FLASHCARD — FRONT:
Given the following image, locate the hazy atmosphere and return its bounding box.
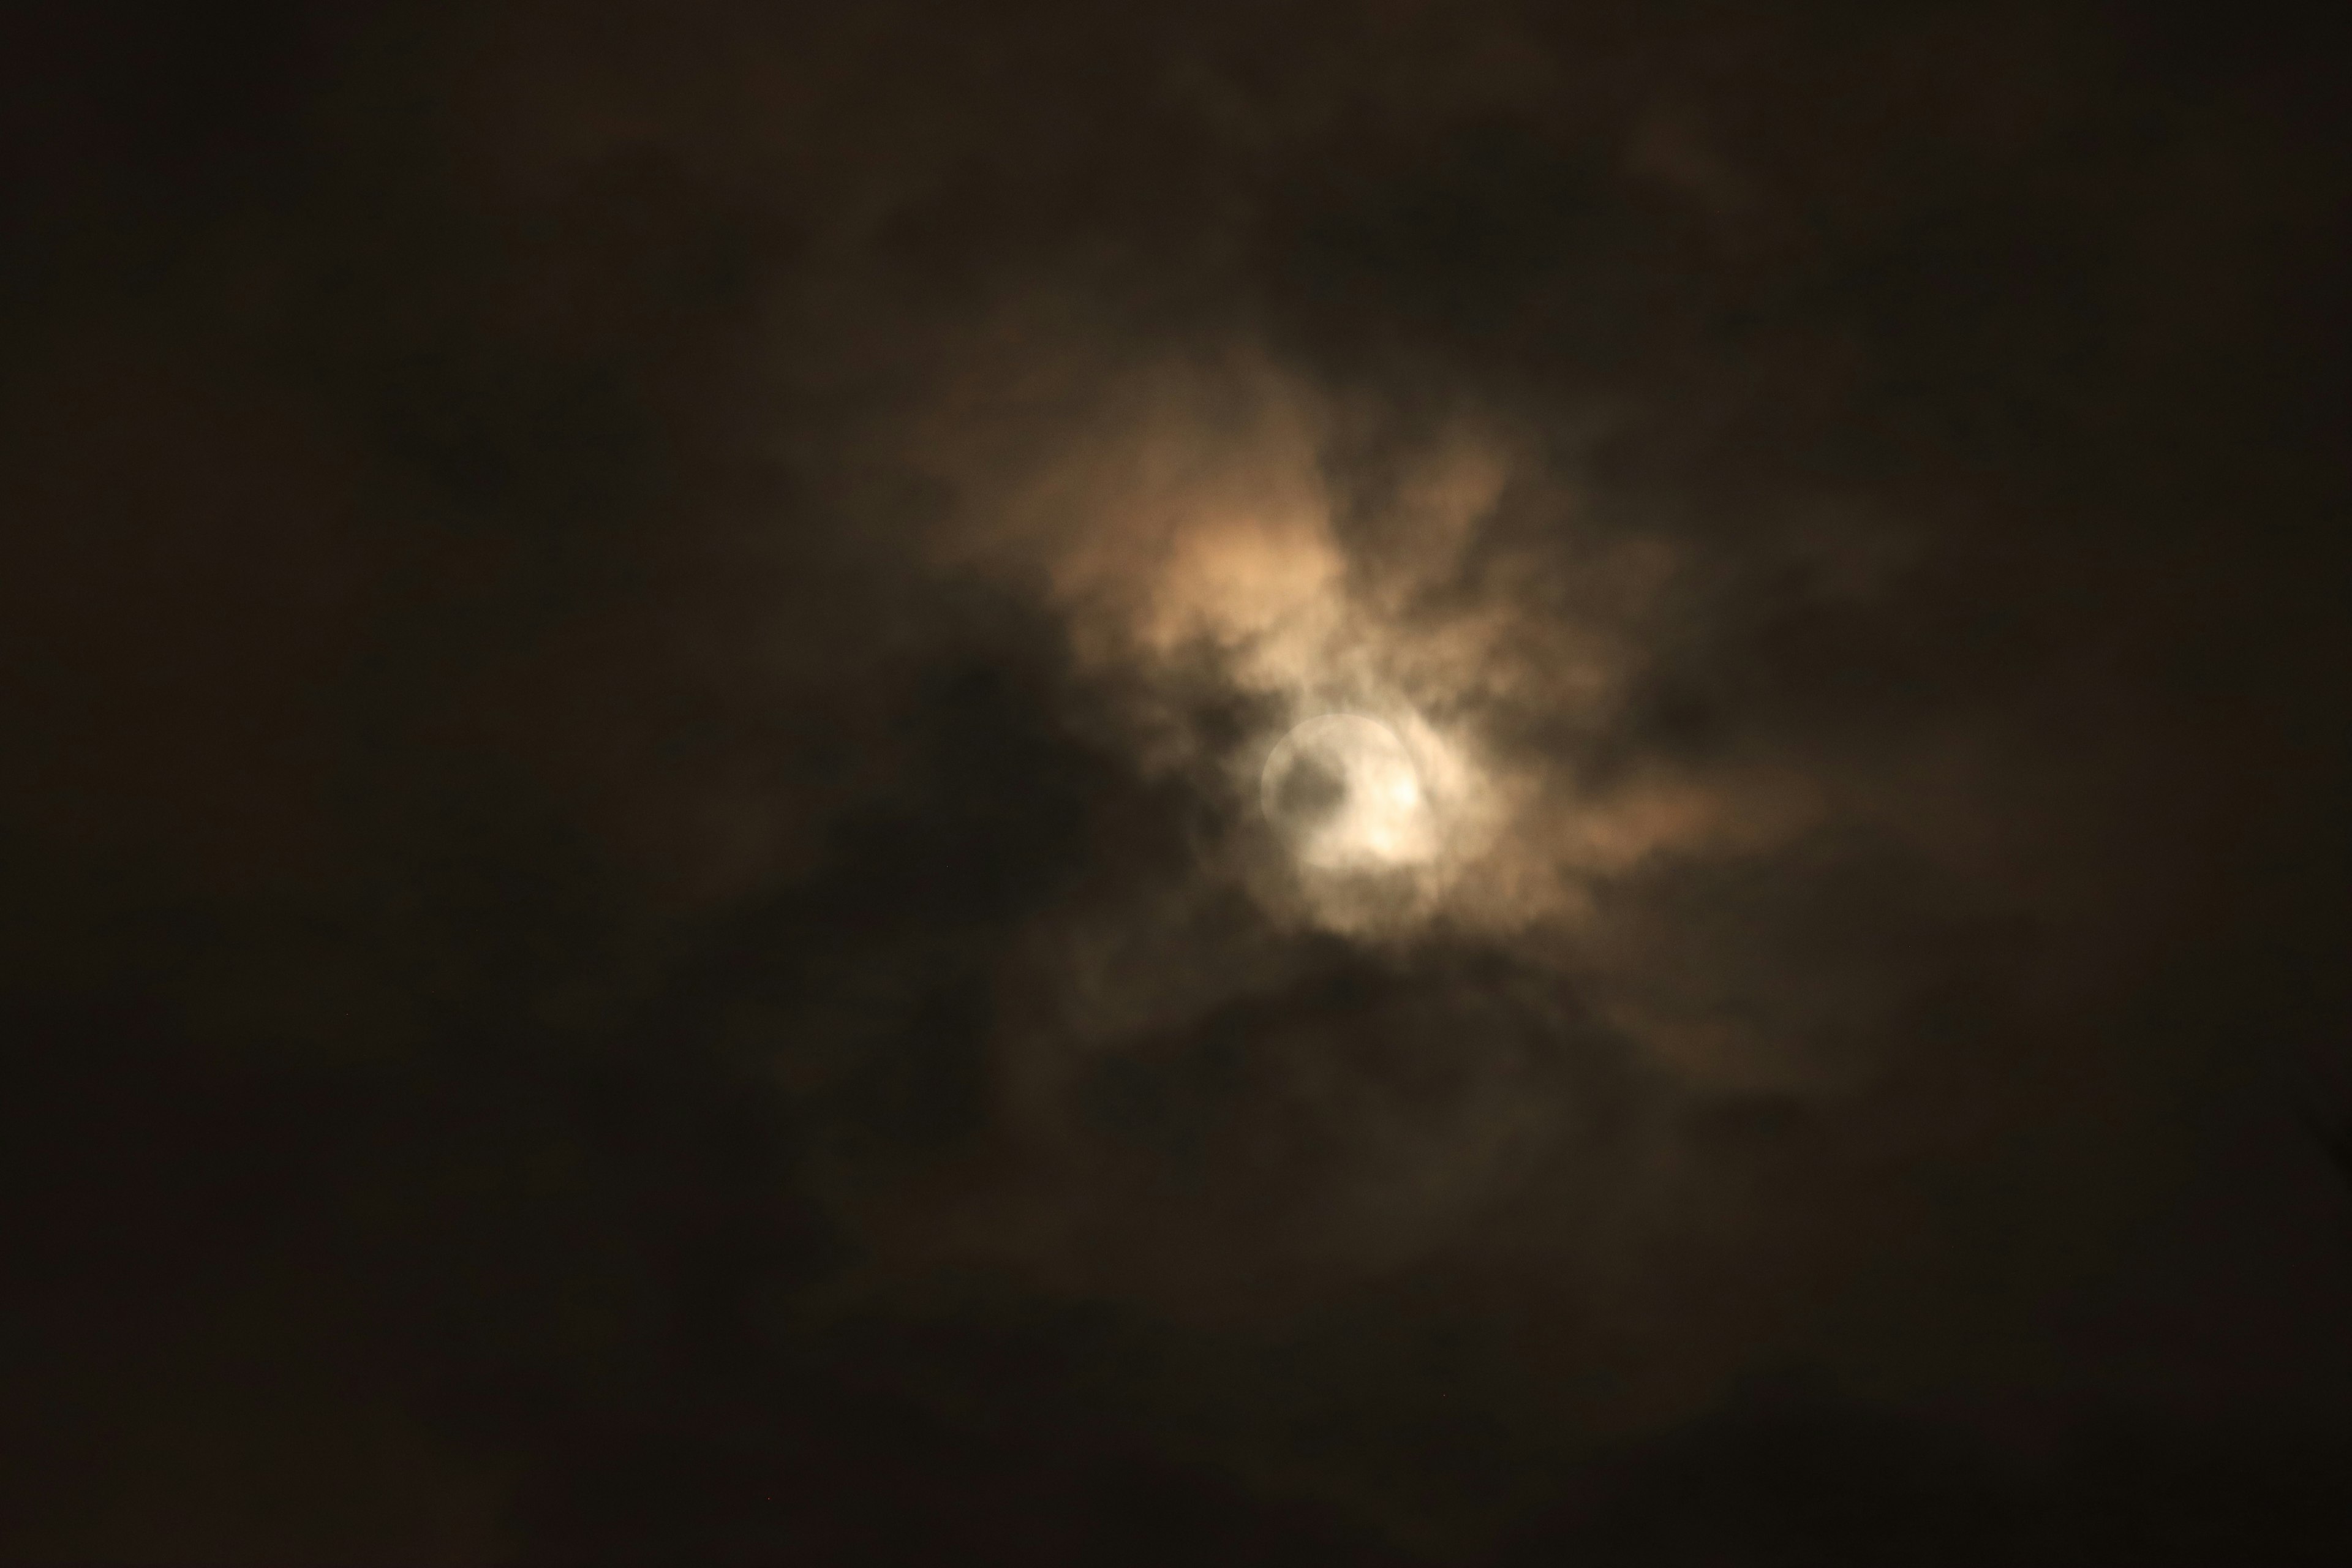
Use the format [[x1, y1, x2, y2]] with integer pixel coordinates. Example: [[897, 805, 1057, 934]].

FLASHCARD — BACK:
[[4, 3, 2348, 1561]]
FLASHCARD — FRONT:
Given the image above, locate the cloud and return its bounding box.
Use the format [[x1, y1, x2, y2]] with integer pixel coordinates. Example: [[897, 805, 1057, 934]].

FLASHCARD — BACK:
[[4, 1, 2348, 1560]]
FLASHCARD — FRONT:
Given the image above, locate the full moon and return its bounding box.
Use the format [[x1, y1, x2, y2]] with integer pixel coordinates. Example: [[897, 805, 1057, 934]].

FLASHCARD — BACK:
[[1261, 714, 1438, 870]]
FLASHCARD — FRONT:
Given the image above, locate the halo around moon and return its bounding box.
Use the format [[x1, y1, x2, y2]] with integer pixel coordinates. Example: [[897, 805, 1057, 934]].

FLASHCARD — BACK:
[[1261, 714, 1438, 870]]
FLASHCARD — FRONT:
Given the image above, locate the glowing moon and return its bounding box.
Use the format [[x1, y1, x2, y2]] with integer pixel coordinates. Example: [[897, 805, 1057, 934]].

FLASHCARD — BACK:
[[1261, 714, 1438, 870]]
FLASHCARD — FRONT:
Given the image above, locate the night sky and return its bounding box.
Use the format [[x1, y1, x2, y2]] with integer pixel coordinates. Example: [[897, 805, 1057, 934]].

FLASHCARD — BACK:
[[4, 3, 2350, 1562]]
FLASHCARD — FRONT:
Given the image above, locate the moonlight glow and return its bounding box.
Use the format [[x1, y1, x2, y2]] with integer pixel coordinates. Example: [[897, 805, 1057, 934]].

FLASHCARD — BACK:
[[1261, 714, 1439, 870]]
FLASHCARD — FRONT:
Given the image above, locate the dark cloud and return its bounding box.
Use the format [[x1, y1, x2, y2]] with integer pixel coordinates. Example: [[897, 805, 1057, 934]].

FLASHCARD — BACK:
[[3, 1, 2349, 1561]]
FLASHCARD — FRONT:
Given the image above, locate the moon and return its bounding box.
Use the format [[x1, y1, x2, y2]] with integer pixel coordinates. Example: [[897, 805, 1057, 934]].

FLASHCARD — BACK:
[[1261, 714, 1438, 870]]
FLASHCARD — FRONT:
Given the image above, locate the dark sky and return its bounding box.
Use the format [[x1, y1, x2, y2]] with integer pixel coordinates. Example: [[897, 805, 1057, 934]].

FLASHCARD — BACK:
[[4, 2, 2349, 1562]]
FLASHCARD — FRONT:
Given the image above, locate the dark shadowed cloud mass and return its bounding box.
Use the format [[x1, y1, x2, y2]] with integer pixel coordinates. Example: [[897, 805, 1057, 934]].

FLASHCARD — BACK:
[[3, 2, 2349, 1562]]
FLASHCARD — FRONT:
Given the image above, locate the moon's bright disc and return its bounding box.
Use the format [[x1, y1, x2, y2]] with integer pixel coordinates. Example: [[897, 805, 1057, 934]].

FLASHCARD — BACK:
[[1261, 714, 1436, 870]]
